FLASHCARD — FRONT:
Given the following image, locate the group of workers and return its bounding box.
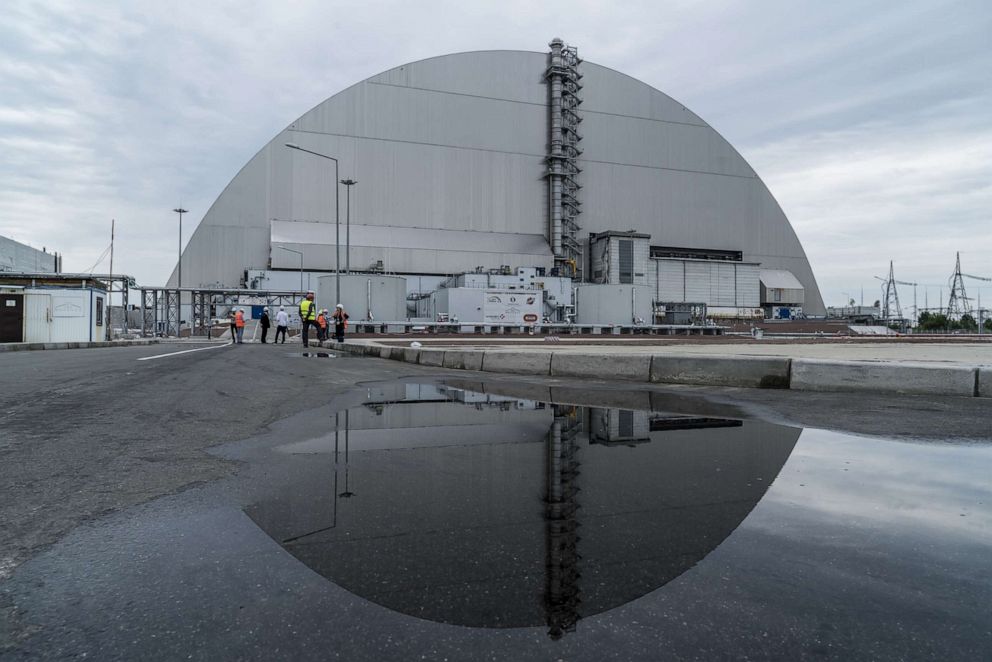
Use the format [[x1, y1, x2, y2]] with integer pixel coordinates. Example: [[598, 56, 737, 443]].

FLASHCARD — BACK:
[[226, 291, 348, 347], [298, 291, 348, 347]]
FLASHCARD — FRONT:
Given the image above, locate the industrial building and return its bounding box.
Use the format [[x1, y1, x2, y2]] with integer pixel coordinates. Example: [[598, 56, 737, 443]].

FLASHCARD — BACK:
[[1, 235, 61, 274], [168, 40, 824, 326]]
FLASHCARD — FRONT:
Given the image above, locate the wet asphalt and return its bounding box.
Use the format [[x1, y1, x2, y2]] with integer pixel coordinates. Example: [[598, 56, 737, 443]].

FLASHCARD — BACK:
[[1, 341, 990, 660]]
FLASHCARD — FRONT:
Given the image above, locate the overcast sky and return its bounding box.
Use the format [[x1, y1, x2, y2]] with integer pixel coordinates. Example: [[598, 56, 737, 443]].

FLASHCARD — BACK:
[[1, 0, 989, 309]]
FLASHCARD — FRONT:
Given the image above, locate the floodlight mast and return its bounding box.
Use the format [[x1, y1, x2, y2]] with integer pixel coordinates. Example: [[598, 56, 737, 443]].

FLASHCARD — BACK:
[[285, 142, 341, 304]]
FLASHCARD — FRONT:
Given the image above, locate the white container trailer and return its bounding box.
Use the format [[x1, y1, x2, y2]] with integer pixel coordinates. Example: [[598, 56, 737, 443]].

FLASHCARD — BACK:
[[431, 287, 542, 324], [17, 287, 107, 343], [316, 274, 407, 321], [575, 285, 652, 325]]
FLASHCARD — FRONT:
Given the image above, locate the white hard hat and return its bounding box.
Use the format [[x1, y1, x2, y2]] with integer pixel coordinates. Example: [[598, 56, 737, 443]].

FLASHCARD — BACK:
[[279, 306, 284, 311], [336, 303, 343, 309]]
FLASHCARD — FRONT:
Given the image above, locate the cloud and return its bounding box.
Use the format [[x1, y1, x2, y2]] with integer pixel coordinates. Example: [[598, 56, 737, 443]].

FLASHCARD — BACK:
[[758, 428, 992, 542]]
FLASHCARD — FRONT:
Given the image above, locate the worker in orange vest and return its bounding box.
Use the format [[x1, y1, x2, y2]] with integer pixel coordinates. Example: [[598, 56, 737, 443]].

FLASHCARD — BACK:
[[316, 309, 328, 342], [234, 308, 246, 344]]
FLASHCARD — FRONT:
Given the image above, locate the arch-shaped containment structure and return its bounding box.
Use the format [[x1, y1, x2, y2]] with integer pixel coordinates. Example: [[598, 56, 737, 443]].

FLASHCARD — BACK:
[[171, 49, 824, 314]]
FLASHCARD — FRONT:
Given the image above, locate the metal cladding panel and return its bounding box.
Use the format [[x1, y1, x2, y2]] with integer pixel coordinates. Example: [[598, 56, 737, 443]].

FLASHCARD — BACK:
[[368, 51, 549, 105], [736, 264, 760, 307], [581, 113, 753, 178], [684, 262, 711, 302], [713, 263, 737, 307], [656, 260, 685, 302], [173, 51, 824, 315]]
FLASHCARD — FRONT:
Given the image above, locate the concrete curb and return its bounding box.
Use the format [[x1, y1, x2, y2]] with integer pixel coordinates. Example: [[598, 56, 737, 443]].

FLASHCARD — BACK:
[[442, 350, 484, 371], [481, 351, 553, 376], [650, 355, 791, 389], [550, 352, 650, 381], [0, 339, 162, 353], [791, 358, 978, 397], [324, 341, 990, 398]]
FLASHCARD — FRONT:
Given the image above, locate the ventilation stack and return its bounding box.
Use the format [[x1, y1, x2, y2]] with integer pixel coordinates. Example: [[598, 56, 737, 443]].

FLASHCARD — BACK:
[[546, 38, 583, 280]]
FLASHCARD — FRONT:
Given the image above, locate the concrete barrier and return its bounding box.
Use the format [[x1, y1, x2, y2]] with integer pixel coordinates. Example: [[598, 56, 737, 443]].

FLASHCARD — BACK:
[[550, 352, 650, 381], [791, 359, 977, 397], [979, 367, 992, 398], [0, 339, 162, 353], [481, 351, 552, 376], [650, 355, 791, 388], [418, 349, 446, 367], [442, 350, 485, 371], [401, 347, 421, 363]]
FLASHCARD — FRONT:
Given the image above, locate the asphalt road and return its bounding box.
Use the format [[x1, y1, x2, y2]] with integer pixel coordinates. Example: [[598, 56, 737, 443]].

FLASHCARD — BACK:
[[1, 342, 989, 660]]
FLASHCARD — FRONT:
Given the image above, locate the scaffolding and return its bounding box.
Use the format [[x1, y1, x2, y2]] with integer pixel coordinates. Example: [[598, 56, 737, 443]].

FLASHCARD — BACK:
[[546, 38, 583, 280], [139, 287, 304, 337]]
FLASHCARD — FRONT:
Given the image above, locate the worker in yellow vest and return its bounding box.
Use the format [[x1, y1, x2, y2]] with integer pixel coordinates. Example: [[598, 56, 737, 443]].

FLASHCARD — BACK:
[[299, 291, 317, 347]]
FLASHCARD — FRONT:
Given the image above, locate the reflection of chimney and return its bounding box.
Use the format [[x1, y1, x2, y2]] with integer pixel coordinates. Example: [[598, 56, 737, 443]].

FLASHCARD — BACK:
[[544, 405, 582, 639]]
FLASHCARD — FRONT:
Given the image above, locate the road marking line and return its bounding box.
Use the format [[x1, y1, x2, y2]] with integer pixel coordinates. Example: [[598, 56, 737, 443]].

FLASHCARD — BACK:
[[137, 343, 232, 361]]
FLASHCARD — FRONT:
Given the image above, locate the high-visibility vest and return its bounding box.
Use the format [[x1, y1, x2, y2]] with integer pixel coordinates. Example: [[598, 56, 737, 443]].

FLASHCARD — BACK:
[[317, 313, 327, 329], [299, 299, 316, 321], [235, 311, 245, 327]]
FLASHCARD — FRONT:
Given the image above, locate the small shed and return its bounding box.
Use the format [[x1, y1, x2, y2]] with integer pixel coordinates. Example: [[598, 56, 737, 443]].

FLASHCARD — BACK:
[[759, 269, 805, 306], [0, 274, 108, 343]]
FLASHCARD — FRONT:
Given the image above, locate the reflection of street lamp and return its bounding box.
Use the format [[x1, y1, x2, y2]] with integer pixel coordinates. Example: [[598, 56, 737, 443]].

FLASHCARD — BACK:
[[340, 179, 357, 273], [277, 246, 304, 293], [285, 142, 340, 304], [339, 410, 356, 497]]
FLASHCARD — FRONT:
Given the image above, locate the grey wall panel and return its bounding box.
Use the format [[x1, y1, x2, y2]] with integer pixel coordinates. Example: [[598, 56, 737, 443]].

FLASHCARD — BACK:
[[1, 235, 57, 273], [657, 260, 685, 302], [580, 113, 753, 178], [368, 51, 549, 105], [736, 264, 760, 307], [714, 263, 737, 307]]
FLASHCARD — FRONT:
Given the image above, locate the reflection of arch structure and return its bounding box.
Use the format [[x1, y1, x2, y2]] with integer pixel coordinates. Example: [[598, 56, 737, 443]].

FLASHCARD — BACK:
[[246, 384, 800, 637]]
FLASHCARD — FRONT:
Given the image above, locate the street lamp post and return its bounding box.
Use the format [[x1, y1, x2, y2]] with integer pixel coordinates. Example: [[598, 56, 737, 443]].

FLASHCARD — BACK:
[[173, 208, 188, 288], [285, 142, 340, 304], [277, 246, 304, 293], [340, 179, 357, 273], [173, 207, 188, 337]]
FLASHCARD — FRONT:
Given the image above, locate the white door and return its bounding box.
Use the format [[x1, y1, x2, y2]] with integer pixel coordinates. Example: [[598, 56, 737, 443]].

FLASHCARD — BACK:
[[24, 293, 51, 342]]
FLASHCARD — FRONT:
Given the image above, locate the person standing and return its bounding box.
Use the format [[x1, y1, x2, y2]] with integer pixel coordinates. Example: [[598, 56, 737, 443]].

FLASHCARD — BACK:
[[332, 303, 349, 342], [275, 306, 289, 343], [260, 308, 271, 343], [235, 308, 246, 344], [228, 310, 237, 343], [316, 309, 328, 342], [299, 291, 317, 347]]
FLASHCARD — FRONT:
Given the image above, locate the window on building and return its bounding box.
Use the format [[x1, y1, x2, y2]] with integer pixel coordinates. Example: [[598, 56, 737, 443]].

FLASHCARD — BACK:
[[618, 240, 633, 284], [96, 297, 104, 326]]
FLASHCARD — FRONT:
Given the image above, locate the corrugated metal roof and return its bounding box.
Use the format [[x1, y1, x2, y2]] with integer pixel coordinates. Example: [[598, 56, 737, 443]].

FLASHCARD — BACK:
[[271, 220, 552, 256], [759, 269, 804, 290]]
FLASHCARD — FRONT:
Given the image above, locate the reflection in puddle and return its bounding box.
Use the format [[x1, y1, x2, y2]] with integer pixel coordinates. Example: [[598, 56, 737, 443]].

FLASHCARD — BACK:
[[247, 384, 800, 638]]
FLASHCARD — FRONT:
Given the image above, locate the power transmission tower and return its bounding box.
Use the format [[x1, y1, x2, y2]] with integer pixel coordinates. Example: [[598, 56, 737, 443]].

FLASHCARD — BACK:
[[947, 252, 971, 319], [874, 261, 902, 321]]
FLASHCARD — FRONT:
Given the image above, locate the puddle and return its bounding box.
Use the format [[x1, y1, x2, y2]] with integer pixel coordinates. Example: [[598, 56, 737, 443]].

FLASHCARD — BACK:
[[247, 383, 801, 637], [297, 352, 336, 358]]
